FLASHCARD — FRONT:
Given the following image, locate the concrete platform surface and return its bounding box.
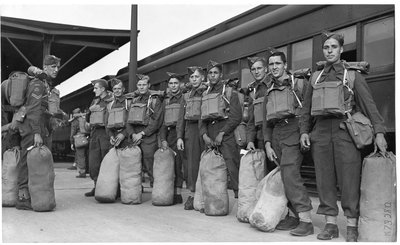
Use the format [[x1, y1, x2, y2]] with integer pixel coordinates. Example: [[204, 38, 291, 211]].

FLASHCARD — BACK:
[[2, 162, 347, 242]]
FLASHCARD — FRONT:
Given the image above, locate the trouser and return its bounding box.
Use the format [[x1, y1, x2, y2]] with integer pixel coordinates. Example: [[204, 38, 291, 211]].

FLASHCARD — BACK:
[[271, 117, 312, 213], [75, 145, 88, 174], [17, 132, 49, 190], [132, 126, 158, 185], [88, 127, 111, 182], [255, 127, 275, 176], [206, 120, 240, 191], [2, 130, 21, 157], [311, 117, 361, 218], [166, 126, 184, 188], [184, 121, 204, 192]]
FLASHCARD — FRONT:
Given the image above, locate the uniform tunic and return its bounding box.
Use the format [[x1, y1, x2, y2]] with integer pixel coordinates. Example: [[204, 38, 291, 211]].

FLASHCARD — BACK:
[[127, 91, 163, 185], [263, 74, 312, 214], [160, 91, 185, 189], [176, 85, 206, 192], [17, 78, 51, 190], [70, 116, 88, 174], [300, 62, 385, 218], [199, 81, 242, 191], [87, 93, 113, 182]]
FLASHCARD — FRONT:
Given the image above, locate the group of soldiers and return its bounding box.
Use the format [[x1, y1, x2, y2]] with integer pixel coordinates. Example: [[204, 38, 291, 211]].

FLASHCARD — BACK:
[[5, 31, 388, 242]]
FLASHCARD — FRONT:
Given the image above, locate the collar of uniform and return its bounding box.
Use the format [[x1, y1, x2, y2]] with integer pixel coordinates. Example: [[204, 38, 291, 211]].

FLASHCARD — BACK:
[[271, 73, 291, 87], [208, 80, 223, 93], [168, 90, 182, 99], [254, 75, 270, 89], [114, 94, 126, 103], [322, 62, 345, 80]]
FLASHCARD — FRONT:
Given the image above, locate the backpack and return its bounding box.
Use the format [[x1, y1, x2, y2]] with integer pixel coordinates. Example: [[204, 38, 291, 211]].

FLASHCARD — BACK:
[[3, 71, 31, 107]]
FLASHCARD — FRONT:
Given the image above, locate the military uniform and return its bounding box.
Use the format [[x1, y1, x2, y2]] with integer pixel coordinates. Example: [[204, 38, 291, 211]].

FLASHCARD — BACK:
[[300, 62, 385, 219], [176, 85, 206, 193], [70, 114, 89, 176], [87, 92, 113, 183], [105, 94, 131, 149], [127, 91, 163, 185], [199, 81, 242, 192], [263, 73, 312, 218], [160, 91, 185, 193]]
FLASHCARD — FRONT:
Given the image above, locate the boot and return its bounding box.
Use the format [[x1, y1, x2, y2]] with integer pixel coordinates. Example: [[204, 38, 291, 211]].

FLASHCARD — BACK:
[[289, 221, 314, 236], [184, 196, 194, 210], [173, 194, 183, 204], [317, 223, 339, 240], [16, 189, 32, 211], [346, 226, 358, 242], [84, 188, 95, 197], [276, 214, 300, 230]]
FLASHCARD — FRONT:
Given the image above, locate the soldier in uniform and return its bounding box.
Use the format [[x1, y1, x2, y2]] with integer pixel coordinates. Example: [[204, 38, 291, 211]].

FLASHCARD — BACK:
[[127, 75, 163, 188], [262, 51, 314, 236], [15, 54, 60, 210], [300, 32, 387, 242], [70, 108, 89, 178], [199, 60, 242, 198], [176, 66, 207, 210], [160, 72, 186, 204], [85, 79, 113, 197]]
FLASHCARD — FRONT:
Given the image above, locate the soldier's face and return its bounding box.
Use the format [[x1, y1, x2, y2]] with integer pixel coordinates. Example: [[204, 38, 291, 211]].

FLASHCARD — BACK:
[[323, 38, 343, 64], [43, 62, 60, 79], [268, 56, 287, 79], [112, 82, 125, 97], [189, 70, 204, 88], [93, 83, 104, 97], [137, 80, 149, 94], [208, 67, 222, 85], [250, 61, 268, 81], [168, 78, 180, 93]]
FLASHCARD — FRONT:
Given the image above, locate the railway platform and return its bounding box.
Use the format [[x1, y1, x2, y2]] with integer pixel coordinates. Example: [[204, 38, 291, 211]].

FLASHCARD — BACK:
[[2, 161, 347, 242]]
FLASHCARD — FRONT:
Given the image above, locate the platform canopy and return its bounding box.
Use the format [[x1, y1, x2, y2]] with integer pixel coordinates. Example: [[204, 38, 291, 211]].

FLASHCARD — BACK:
[[1, 16, 133, 86]]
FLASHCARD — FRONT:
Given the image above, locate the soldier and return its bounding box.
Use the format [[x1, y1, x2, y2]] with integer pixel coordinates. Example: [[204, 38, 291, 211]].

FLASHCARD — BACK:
[[126, 75, 163, 188], [160, 72, 186, 204], [14, 54, 60, 210], [85, 79, 113, 197], [262, 51, 313, 236], [70, 108, 89, 178], [300, 32, 387, 242], [176, 66, 207, 210], [199, 60, 242, 198]]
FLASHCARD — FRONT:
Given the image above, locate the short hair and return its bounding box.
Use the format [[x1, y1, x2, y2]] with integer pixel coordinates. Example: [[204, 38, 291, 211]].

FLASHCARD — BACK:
[[269, 51, 287, 64], [321, 31, 344, 47], [248, 57, 267, 68], [43, 55, 61, 66], [109, 78, 123, 88], [137, 75, 150, 84], [92, 79, 108, 89], [187, 66, 205, 76], [72, 108, 81, 114]]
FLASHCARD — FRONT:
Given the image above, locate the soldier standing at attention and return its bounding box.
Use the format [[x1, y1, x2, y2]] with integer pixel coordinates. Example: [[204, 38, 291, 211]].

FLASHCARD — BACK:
[[176, 66, 207, 210], [127, 75, 163, 188], [262, 51, 314, 236], [85, 79, 113, 197], [15, 55, 60, 210], [300, 32, 387, 242], [160, 72, 186, 204], [199, 60, 242, 198]]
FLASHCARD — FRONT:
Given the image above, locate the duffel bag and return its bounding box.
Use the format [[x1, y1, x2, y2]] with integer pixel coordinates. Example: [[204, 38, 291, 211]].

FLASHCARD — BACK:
[[27, 145, 56, 212], [193, 155, 205, 212], [95, 148, 119, 203], [359, 150, 396, 242], [2, 147, 20, 207], [118, 146, 142, 204], [237, 150, 265, 223], [152, 148, 175, 206]]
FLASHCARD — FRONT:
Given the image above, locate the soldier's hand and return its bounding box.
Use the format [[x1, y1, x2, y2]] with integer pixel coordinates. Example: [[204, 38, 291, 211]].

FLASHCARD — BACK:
[[110, 136, 116, 146], [265, 142, 277, 162], [214, 132, 225, 146], [71, 144, 75, 151], [161, 140, 168, 150], [246, 142, 256, 151], [177, 138, 184, 151], [114, 133, 125, 147], [34, 133, 43, 147], [203, 134, 214, 148], [131, 133, 143, 144], [375, 133, 387, 153], [300, 133, 310, 150]]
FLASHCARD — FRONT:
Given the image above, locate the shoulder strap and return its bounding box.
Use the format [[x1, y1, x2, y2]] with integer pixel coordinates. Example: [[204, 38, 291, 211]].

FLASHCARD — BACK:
[[107, 100, 114, 111]]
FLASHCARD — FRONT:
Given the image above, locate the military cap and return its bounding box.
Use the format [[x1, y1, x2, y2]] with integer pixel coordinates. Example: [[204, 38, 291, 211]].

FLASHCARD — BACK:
[[91, 79, 108, 89], [43, 55, 61, 66], [247, 56, 267, 68], [109, 78, 123, 88], [321, 31, 344, 47], [266, 47, 280, 55], [136, 74, 150, 81], [187, 66, 205, 75], [166, 72, 185, 81], [207, 60, 222, 72]]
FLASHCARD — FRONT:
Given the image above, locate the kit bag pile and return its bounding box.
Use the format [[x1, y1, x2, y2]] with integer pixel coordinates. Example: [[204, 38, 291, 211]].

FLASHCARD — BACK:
[[152, 147, 175, 206], [249, 167, 288, 231], [27, 146, 56, 211], [95, 148, 120, 203], [237, 150, 265, 223], [118, 146, 142, 204]]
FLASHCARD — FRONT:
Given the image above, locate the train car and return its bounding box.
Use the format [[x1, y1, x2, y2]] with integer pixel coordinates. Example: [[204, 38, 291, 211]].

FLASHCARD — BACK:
[[60, 5, 395, 191]]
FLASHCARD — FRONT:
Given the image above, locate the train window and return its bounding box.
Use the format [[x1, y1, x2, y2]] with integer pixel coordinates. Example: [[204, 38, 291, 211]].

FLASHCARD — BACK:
[[240, 58, 253, 89], [335, 25, 357, 62], [363, 17, 394, 73], [223, 60, 239, 81], [291, 39, 312, 70]]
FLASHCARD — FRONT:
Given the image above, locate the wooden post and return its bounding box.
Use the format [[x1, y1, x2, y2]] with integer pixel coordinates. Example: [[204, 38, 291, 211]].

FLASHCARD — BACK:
[[129, 5, 138, 92]]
